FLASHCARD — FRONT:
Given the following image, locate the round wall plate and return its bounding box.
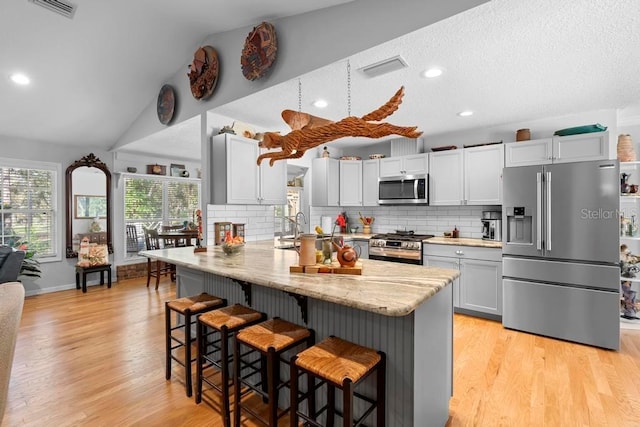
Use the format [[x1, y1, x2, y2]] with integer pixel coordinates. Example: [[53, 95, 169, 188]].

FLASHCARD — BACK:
[[187, 46, 219, 100], [241, 22, 277, 81], [156, 84, 175, 125]]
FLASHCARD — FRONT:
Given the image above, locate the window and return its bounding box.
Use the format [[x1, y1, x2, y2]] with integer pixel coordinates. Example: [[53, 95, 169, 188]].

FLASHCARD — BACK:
[[123, 175, 200, 257], [0, 159, 59, 258]]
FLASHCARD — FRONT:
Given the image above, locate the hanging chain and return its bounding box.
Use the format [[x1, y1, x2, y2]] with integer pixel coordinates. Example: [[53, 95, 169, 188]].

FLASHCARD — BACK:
[[347, 60, 352, 116], [298, 78, 302, 112]]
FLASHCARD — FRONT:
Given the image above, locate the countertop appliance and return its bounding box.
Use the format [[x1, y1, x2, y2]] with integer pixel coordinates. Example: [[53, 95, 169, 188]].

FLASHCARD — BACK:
[[502, 159, 620, 350], [481, 211, 502, 241], [378, 174, 429, 205], [369, 231, 434, 264]]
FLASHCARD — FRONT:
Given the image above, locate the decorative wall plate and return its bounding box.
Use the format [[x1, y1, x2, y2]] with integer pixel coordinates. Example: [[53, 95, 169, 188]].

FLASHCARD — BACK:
[[156, 84, 175, 125], [187, 46, 219, 100], [241, 22, 277, 81]]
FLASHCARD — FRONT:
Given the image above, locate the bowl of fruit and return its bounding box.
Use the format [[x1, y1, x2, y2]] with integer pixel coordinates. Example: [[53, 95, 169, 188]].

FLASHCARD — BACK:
[[221, 232, 244, 255]]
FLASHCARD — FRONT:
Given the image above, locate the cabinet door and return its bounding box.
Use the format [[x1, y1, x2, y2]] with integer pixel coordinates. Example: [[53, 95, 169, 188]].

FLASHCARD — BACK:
[[226, 136, 259, 204], [362, 159, 379, 206], [259, 150, 286, 205], [312, 158, 340, 206], [553, 131, 609, 163], [425, 255, 460, 308], [464, 144, 504, 205], [403, 153, 429, 175], [459, 258, 502, 316], [504, 138, 553, 167], [429, 150, 463, 206], [379, 157, 403, 177], [339, 160, 363, 206]]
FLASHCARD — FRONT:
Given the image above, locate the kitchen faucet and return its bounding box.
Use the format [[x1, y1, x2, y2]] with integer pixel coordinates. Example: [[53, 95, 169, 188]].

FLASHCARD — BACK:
[[294, 212, 307, 239]]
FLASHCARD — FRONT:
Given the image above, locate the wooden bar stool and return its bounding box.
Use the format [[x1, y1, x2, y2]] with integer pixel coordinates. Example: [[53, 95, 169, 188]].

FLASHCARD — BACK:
[[195, 304, 267, 427], [233, 318, 314, 427], [290, 336, 386, 427], [165, 293, 226, 397]]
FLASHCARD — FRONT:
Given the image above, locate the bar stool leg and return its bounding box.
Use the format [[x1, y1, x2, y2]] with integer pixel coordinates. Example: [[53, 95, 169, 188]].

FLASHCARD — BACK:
[[342, 379, 353, 427], [290, 355, 300, 427], [219, 326, 231, 427], [165, 302, 172, 381], [377, 352, 386, 427], [195, 319, 205, 404], [184, 310, 193, 397], [266, 347, 279, 427], [233, 338, 242, 427]]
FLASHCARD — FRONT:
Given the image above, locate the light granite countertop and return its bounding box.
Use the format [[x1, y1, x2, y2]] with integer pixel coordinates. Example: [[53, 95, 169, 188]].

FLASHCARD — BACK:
[[140, 240, 459, 317], [424, 236, 503, 249]]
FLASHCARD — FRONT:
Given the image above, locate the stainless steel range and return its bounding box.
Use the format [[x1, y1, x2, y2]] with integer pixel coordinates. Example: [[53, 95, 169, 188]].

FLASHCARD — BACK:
[[369, 231, 434, 265]]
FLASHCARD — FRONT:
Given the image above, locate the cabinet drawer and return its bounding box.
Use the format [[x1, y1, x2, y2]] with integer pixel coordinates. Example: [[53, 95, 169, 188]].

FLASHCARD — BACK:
[[423, 243, 501, 261]]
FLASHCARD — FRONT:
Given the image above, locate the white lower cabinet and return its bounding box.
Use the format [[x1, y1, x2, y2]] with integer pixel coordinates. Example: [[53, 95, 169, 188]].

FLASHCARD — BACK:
[[424, 244, 502, 318]]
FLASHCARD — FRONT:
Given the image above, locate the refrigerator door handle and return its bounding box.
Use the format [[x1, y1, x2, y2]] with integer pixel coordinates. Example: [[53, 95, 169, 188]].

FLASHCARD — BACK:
[[536, 172, 542, 251], [546, 171, 552, 251]]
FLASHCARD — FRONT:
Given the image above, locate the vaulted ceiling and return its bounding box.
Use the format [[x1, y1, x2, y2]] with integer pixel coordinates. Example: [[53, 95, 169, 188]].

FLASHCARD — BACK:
[[2, 0, 640, 160]]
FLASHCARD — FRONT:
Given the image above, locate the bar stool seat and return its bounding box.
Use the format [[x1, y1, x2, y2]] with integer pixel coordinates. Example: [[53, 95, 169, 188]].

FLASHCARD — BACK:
[[196, 304, 266, 427], [234, 318, 314, 427], [291, 336, 386, 427], [166, 293, 226, 397]]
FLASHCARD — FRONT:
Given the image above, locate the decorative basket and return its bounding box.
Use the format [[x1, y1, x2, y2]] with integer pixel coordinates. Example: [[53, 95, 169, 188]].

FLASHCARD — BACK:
[[617, 134, 636, 162]]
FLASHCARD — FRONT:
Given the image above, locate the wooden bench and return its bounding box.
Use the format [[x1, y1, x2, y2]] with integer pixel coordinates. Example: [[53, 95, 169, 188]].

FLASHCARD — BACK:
[[75, 264, 111, 293]]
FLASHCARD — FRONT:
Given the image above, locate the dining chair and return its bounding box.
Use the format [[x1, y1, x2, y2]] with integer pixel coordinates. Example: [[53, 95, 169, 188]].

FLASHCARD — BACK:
[[143, 228, 175, 289], [126, 224, 139, 253]]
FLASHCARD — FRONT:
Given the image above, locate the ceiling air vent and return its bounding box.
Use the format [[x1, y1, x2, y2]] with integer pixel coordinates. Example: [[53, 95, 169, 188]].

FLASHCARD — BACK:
[[359, 55, 408, 78], [29, 0, 77, 19]]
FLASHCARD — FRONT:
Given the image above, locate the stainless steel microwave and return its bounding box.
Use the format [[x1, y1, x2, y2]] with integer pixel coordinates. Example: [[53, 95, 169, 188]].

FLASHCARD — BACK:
[[378, 174, 429, 205]]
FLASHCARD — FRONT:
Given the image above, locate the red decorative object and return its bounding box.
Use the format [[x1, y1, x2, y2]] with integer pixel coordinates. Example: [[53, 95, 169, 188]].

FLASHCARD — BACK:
[[187, 46, 219, 100], [241, 22, 277, 81], [194, 209, 206, 252]]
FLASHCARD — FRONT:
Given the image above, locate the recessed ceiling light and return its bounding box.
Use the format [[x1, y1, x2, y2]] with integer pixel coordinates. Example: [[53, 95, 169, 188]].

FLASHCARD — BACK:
[[312, 99, 328, 108], [422, 68, 443, 78], [457, 111, 473, 117], [10, 73, 30, 85]]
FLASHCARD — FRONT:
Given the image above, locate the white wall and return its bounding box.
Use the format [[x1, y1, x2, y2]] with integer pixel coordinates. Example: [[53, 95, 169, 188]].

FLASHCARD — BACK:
[[0, 135, 112, 295]]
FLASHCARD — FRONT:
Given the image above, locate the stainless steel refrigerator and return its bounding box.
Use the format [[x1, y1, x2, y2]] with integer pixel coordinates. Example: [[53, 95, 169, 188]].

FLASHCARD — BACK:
[[502, 159, 620, 350]]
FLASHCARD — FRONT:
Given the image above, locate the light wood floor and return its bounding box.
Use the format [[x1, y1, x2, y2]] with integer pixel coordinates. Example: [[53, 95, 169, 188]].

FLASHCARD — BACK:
[[3, 277, 640, 426]]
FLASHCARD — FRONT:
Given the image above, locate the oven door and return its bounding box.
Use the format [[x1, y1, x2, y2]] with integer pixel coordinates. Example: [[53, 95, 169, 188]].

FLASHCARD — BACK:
[[378, 175, 428, 205], [369, 246, 423, 265]]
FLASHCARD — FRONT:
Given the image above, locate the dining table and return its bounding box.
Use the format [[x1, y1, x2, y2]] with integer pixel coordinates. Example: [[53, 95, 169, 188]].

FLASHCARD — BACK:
[[157, 229, 199, 247]]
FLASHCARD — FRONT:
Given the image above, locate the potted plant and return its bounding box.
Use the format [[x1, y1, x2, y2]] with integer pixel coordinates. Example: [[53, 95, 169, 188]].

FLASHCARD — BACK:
[[14, 242, 42, 279]]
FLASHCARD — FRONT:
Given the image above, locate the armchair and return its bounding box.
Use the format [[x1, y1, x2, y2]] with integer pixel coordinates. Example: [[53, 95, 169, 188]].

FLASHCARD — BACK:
[[0, 246, 25, 284]]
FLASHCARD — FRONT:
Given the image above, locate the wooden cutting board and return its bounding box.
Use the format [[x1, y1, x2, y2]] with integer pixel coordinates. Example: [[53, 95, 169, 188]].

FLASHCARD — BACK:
[[290, 262, 362, 275]]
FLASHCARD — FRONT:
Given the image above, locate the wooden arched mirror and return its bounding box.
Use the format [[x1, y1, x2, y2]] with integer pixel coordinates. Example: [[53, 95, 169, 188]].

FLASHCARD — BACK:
[[65, 153, 113, 258]]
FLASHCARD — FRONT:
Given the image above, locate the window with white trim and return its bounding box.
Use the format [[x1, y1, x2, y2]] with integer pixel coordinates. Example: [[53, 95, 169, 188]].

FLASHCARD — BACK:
[[123, 175, 200, 257], [0, 159, 59, 258]]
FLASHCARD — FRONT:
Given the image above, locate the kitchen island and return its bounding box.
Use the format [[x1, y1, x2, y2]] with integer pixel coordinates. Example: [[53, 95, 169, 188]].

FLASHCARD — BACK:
[[140, 240, 459, 426]]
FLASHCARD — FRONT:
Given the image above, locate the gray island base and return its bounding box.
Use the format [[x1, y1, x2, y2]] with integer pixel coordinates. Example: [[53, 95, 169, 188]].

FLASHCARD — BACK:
[[141, 241, 458, 426]]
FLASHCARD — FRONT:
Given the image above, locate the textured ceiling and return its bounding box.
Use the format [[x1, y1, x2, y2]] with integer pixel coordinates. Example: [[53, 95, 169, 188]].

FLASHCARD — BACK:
[[128, 0, 640, 159], [2, 0, 640, 160]]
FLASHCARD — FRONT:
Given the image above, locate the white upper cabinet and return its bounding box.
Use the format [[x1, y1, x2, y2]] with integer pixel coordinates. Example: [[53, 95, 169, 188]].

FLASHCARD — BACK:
[[505, 131, 609, 167], [312, 158, 340, 206], [429, 144, 503, 206], [339, 160, 363, 206], [429, 150, 464, 206], [464, 144, 504, 205], [379, 153, 428, 177], [210, 133, 286, 205], [553, 131, 609, 163], [362, 159, 380, 206]]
